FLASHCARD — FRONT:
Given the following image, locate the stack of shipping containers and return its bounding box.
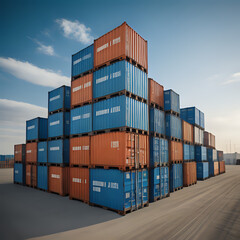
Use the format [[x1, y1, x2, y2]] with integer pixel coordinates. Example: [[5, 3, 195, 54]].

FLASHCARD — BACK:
[[14, 144, 26, 184], [217, 151, 225, 174], [0, 155, 14, 168]]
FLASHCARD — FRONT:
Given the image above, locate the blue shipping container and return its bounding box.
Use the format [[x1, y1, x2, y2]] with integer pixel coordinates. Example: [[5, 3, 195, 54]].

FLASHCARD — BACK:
[[70, 105, 92, 134], [183, 144, 190, 161], [5, 155, 14, 160], [150, 108, 165, 135], [0, 155, 5, 161], [165, 114, 182, 140], [38, 142, 47, 163], [195, 146, 207, 161], [199, 111, 205, 129], [48, 112, 70, 138], [93, 60, 148, 100], [207, 148, 217, 161], [90, 169, 148, 212], [197, 162, 209, 179], [190, 145, 195, 160], [72, 44, 94, 77], [26, 118, 48, 141], [14, 163, 25, 184], [209, 162, 215, 177], [180, 107, 204, 128], [48, 139, 69, 164], [48, 86, 71, 113], [93, 95, 148, 131], [164, 90, 180, 114], [170, 163, 183, 192], [149, 167, 169, 202], [37, 165, 48, 190]]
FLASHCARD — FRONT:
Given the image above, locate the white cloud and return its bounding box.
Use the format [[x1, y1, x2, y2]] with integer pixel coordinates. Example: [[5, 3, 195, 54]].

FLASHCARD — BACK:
[[0, 57, 70, 87], [37, 42, 55, 56], [222, 72, 240, 85], [0, 99, 48, 154], [56, 19, 94, 44]]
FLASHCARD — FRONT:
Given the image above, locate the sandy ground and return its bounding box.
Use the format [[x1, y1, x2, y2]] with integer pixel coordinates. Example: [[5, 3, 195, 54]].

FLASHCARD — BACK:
[[0, 166, 240, 240]]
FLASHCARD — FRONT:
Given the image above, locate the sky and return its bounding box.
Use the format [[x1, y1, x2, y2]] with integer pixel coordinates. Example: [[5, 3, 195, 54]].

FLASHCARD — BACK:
[[0, 0, 240, 154]]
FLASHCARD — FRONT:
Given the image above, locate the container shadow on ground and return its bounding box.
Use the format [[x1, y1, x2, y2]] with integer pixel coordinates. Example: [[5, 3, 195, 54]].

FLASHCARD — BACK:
[[0, 182, 120, 240]]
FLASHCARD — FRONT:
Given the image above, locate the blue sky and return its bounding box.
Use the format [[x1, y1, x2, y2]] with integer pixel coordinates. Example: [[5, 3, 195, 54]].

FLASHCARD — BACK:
[[0, 0, 240, 154]]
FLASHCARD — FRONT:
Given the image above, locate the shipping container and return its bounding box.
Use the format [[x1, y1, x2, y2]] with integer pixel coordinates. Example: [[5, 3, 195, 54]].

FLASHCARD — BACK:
[[70, 105, 92, 135], [183, 144, 190, 161], [90, 169, 148, 212], [207, 148, 217, 161], [219, 161, 225, 173], [25, 164, 37, 187], [48, 86, 70, 113], [5, 155, 14, 160], [26, 117, 48, 141], [210, 133, 216, 148], [148, 78, 164, 108], [209, 161, 219, 177], [217, 150, 223, 161], [93, 95, 148, 132], [199, 111, 205, 129], [0, 155, 5, 161], [149, 167, 169, 202], [94, 60, 147, 100], [14, 144, 26, 163], [71, 73, 93, 108], [180, 107, 200, 126], [150, 137, 168, 168], [165, 114, 182, 140], [197, 162, 209, 180], [170, 163, 183, 192], [48, 139, 69, 164], [37, 165, 48, 190], [182, 120, 193, 143], [26, 142, 37, 164], [194, 126, 204, 145], [190, 145, 195, 160], [48, 112, 70, 138], [149, 108, 165, 135], [204, 131, 215, 148], [94, 22, 148, 71], [14, 163, 25, 184], [37, 141, 47, 163], [72, 44, 94, 78], [48, 166, 69, 196], [69, 167, 89, 202], [164, 90, 180, 114], [195, 146, 207, 162], [91, 132, 148, 169], [183, 162, 197, 186], [169, 141, 183, 163]]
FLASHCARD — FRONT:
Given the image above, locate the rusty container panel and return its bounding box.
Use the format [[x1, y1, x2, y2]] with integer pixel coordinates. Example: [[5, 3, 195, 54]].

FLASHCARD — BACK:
[[169, 141, 183, 164], [183, 162, 197, 186], [69, 167, 89, 203], [219, 161, 225, 174], [70, 137, 91, 166], [214, 162, 219, 175], [14, 144, 26, 163], [91, 132, 148, 170], [71, 73, 93, 108], [182, 120, 193, 144], [48, 166, 69, 196], [94, 22, 148, 71], [25, 164, 37, 187], [148, 78, 164, 108], [26, 142, 37, 164]]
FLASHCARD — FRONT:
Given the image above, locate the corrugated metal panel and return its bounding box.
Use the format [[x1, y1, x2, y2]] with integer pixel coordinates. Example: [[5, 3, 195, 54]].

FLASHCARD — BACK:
[[195, 146, 207, 161], [207, 148, 217, 162], [164, 90, 180, 114], [169, 141, 183, 163], [26, 118, 48, 141], [26, 142, 37, 163], [37, 165, 48, 190], [190, 145, 195, 160], [183, 144, 190, 161], [69, 167, 89, 202], [94, 22, 148, 71], [93, 60, 147, 100], [37, 141, 47, 163], [165, 114, 182, 140], [194, 126, 203, 144], [70, 137, 91, 166], [72, 44, 94, 77], [14, 163, 25, 184], [70, 105, 92, 134], [188, 107, 200, 126], [26, 164, 37, 187], [48, 139, 69, 164], [71, 74, 93, 108], [14, 144, 26, 163], [90, 169, 148, 211], [149, 78, 164, 108], [48, 86, 71, 113], [199, 111, 205, 129], [219, 161, 225, 173], [182, 120, 193, 143], [48, 112, 70, 138], [183, 162, 196, 186], [197, 162, 209, 179], [217, 151, 223, 161], [170, 163, 183, 191], [149, 108, 165, 135], [93, 95, 148, 131], [209, 162, 219, 177]]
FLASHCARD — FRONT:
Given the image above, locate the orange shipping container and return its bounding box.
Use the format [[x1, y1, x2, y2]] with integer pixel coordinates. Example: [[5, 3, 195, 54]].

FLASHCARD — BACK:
[[169, 141, 183, 163], [182, 120, 194, 144], [183, 162, 197, 186], [48, 166, 69, 196], [91, 132, 149, 170], [26, 164, 37, 187], [26, 142, 37, 163], [219, 161, 225, 174], [214, 162, 219, 176], [70, 137, 91, 166], [69, 167, 89, 203], [94, 22, 148, 71], [71, 73, 92, 108], [14, 144, 26, 162], [148, 78, 164, 108]]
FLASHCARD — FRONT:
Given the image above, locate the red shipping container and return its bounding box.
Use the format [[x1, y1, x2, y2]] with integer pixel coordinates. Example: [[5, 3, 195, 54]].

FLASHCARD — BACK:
[[91, 132, 149, 170], [71, 73, 92, 108], [219, 161, 225, 174], [169, 141, 183, 164], [70, 137, 91, 166], [94, 22, 148, 71], [25, 164, 37, 187], [14, 144, 26, 162], [148, 78, 164, 109], [26, 142, 37, 163], [69, 167, 89, 203], [182, 120, 194, 144], [183, 162, 197, 186], [48, 166, 69, 196]]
